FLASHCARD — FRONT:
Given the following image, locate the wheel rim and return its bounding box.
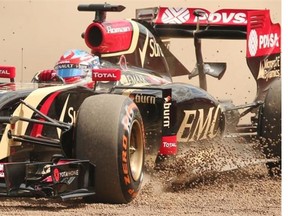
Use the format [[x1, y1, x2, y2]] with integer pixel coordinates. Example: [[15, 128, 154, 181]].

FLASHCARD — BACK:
[[129, 119, 144, 181]]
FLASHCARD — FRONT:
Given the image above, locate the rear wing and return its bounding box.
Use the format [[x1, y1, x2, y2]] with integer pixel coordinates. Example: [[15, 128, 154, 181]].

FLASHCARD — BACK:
[[136, 7, 281, 57], [136, 7, 280, 101]]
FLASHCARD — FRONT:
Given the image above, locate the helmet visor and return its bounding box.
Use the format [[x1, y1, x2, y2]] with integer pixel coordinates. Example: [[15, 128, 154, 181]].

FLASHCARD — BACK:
[[57, 68, 83, 78]]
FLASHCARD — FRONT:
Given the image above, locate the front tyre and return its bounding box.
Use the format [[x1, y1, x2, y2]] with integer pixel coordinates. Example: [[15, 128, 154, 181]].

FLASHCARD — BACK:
[[75, 94, 145, 203]]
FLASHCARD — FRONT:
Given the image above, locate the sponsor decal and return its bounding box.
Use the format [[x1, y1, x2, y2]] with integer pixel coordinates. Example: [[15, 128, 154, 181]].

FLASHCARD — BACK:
[[159, 135, 177, 155], [161, 8, 190, 24], [123, 74, 147, 85], [257, 56, 281, 80], [0, 69, 9, 75], [259, 33, 279, 49], [163, 95, 172, 128], [59, 170, 79, 178], [122, 134, 130, 185], [121, 103, 137, 186], [162, 89, 173, 137], [53, 168, 60, 182], [139, 29, 164, 67], [0, 66, 15, 78], [120, 101, 142, 198], [93, 72, 117, 79], [92, 69, 121, 81], [133, 94, 156, 104], [160, 8, 246, 24], [196, 12, 246, 24], [248, 29, 258, 57], [55, 63, 89, 70], [248, 30, 280, 57], [177, 105, 221, 142], [149, 38, 164, 57], [67, 107, 77, 124], [52, 167, 79, 183], [106, 25, 131, 34]]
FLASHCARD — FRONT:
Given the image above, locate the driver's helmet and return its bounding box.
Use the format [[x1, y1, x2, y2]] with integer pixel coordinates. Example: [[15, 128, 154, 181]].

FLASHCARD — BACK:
[[54, 49, 100, 82]]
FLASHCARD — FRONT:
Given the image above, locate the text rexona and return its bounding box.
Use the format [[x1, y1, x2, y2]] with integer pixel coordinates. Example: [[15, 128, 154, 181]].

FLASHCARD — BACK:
[[177, 105, 221, 142]]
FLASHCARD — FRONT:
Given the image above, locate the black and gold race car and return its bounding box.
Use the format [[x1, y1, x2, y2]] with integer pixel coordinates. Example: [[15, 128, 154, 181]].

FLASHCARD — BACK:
[[0, 4, 281, 203]]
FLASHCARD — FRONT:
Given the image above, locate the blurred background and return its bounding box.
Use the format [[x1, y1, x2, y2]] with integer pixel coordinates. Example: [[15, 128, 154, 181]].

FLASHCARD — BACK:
[[0, 0, 281, 107]]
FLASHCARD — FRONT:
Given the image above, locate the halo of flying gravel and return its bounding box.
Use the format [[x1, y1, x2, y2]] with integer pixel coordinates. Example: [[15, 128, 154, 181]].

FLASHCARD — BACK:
[[0, 140, 281, 216]]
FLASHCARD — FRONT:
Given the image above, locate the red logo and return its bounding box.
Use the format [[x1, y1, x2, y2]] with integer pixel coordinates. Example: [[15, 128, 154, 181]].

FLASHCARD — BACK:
[[159, 135, 177, 155], [0, 66, 15, 78], [92, 68, 121, 81], [247, 10, 281, 57], [53, 168, 60, 182]]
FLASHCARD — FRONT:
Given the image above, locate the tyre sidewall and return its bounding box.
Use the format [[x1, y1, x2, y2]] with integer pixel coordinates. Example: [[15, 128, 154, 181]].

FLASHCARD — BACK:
[[117, 100, 144, 202]]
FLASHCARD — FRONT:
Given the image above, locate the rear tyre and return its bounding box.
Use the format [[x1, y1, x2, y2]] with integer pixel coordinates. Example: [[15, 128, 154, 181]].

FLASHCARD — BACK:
[[259, 78, 281, 176], [75, 94, 145, 203]]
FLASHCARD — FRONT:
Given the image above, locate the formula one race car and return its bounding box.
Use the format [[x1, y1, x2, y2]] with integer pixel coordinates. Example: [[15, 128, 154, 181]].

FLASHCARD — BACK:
[[0, 4, 281, 204]]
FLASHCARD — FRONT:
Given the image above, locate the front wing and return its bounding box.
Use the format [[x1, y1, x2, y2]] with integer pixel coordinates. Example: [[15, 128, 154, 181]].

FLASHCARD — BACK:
[[0, 159, 95, 200]]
